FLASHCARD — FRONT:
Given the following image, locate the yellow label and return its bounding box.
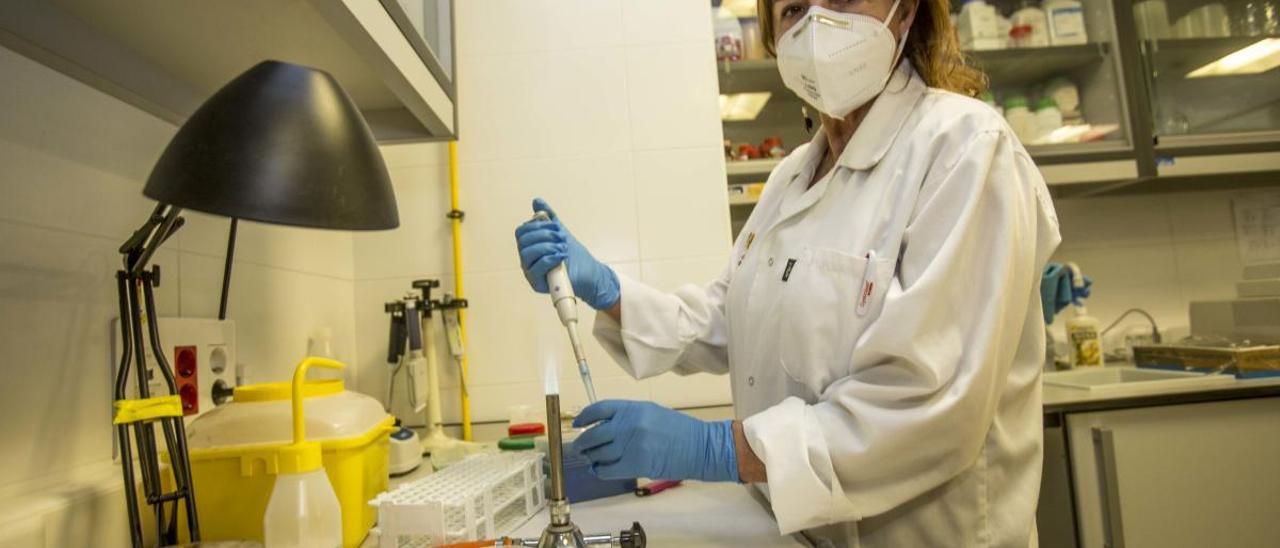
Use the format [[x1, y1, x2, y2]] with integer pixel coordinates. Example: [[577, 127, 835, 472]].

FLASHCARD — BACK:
[[1069, 324, 1103, 367]]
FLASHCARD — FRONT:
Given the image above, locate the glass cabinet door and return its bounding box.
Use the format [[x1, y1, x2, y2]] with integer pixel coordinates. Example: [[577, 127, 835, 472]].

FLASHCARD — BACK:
[[968, 0, 1134, 158], [1138, 0, 1280, 142], [382, 0, 454, 91]]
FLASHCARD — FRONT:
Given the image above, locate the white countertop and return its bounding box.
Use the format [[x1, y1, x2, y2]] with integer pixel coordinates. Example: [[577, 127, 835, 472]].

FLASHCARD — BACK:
[[366, 466, 802, 547], [1042, 366, 1280, 411], [507, 481, 803, 547]]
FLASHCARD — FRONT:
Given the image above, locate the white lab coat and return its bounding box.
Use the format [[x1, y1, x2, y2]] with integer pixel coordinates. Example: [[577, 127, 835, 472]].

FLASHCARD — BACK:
[[593, 62, 1061, 547]]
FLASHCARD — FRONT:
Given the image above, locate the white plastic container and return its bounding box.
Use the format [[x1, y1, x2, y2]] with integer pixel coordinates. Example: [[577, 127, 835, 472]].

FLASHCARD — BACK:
[[1011, 1, 1050, 47], [957, 0, 1003, 50], [1044, 0, 1088, 44], [265, 468, 343, 547], [1033, 97, 1064, 143], [997, 14, 1013, 47], [1004, 96, 1037, 143], [1044, 77, 1081, 119], [713, 7, 744, 62]]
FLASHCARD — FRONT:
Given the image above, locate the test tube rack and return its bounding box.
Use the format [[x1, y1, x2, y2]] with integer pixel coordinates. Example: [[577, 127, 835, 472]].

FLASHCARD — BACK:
[[371, 452, 546, 547]]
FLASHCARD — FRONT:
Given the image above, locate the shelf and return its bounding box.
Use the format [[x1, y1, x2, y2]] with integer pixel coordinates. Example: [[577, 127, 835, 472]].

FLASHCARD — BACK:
[[726, 157, 782, 177], [969, 43, 1111, 88], [717, 44, 1111, 94], [1146, 36, 1280, 78]]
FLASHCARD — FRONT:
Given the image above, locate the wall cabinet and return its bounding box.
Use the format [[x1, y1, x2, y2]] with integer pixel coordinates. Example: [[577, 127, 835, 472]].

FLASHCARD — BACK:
[[715, 0, 1280, 223], [1044, 397, 1280, 548], [0, 0, 457, 143]]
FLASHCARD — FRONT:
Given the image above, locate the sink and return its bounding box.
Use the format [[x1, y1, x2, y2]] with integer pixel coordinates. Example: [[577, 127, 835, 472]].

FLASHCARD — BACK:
[[1043, 366, 1236, 395]]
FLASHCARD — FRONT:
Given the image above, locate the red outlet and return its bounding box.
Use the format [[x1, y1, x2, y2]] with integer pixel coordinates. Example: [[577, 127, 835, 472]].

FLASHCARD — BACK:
[[174, 346, 199, 415]]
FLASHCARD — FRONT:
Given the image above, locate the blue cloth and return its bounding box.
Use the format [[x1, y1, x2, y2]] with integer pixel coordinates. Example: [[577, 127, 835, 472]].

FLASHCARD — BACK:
[[514, 198, 621, 310], [571, 400, 739, 483], [1041, 263, 1093, 324]]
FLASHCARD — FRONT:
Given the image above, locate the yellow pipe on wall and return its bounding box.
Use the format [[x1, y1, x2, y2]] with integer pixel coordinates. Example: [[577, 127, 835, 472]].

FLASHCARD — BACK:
[[448, 141, 473, 441]]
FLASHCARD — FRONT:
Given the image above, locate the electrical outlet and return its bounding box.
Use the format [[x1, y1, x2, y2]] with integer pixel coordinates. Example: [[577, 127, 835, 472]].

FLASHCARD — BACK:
[[110, 318, 237, 459]]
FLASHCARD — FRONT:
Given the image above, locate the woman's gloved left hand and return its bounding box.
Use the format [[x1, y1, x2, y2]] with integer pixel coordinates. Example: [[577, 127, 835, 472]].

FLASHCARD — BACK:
[[1041, 263, 1093, 324], [571, 400, 739, 482]]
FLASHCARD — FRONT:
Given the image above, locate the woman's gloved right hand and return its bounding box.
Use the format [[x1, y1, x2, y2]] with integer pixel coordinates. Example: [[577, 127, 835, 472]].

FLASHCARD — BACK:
[[514, 198, 621, 311]]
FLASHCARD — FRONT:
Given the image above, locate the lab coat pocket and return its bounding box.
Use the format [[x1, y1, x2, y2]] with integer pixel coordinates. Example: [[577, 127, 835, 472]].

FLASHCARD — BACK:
[[778, 247, 896, 397]]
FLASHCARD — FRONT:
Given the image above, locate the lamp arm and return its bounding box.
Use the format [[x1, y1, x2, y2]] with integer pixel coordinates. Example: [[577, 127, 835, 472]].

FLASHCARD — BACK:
[[125, 205, 184, 275]]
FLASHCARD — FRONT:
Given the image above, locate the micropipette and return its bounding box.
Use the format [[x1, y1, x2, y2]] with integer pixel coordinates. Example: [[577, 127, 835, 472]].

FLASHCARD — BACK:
[[532, 210, 598, 403]]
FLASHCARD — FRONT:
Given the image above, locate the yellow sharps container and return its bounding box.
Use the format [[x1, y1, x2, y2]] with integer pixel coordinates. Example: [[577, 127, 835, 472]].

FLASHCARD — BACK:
[[177, 357, 395, 547]]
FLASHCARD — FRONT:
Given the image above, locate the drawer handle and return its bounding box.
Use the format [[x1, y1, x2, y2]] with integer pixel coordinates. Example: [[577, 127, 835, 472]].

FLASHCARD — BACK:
[[1092, 427, 1126, 548]]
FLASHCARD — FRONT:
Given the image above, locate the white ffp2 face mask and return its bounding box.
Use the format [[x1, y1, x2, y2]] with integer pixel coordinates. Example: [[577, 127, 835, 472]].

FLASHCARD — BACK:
[[776, 2, 908, 119]]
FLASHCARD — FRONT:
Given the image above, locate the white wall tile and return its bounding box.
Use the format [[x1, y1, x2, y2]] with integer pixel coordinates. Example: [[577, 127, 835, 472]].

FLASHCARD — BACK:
[[352, 162, 454, 280], [456, 49, 631, 164], [1167, 191, 1238, 243], [621, 0, 715, 46], [456, 0, 623, 58], [633, 147, 732, 261], [1174, 238, 1241, 303], [625, 42, 723, 151], [178, 253, 357, 386], [1054, 195, 1174, 250], [178, 213, 356, 280], [0, 221, 177, 488], [379, 142, 449, 170], [459, 153, 640, 273]]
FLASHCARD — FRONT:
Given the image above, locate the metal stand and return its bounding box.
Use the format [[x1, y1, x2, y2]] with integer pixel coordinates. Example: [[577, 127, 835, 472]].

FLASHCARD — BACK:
[[114, 204, 200, 547], [537, 394, 646, 548]]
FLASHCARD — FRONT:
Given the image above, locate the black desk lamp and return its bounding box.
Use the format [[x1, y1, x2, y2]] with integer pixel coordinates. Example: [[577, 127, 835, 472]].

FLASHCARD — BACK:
[[113, 60, 398, 547]]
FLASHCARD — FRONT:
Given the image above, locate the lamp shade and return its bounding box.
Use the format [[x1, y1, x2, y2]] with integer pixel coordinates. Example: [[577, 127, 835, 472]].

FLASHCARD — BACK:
[[143, 60, 399, 230]]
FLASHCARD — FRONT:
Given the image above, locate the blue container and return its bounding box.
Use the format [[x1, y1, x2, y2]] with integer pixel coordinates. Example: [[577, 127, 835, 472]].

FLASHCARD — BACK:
[[548, 452, 637, 503]]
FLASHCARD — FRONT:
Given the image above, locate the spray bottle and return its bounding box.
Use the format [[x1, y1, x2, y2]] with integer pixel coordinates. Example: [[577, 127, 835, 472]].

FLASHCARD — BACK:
[[1064, 262, 1103, 368], [263, 357, 344, 548]]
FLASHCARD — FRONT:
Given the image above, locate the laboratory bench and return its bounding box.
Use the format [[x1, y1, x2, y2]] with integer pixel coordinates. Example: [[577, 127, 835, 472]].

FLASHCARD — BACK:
[[364, 471, 803, 547], [364, 372, 1280, 548], [1037, 369, 1280, 548]]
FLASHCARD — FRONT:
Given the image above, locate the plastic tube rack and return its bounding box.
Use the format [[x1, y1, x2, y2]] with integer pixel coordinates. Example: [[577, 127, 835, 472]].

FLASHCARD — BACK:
[[371, 452, 546, 547]]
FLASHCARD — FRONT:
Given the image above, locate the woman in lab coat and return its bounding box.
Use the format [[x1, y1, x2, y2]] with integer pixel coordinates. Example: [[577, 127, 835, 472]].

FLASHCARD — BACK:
[[515, 0, 1061, 545]]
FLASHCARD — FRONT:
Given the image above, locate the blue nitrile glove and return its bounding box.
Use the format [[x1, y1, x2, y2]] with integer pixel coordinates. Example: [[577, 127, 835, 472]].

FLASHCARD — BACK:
[[571, 400, 739, 482], [1041, 263, 1093, 324], [514, 198, 621, 310]]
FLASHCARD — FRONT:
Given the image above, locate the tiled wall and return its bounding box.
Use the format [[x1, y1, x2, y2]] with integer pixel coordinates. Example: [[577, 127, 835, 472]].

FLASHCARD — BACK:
[[1049, 190, 1248, 344], [348, 0, 734, 432], [0, 44, 359, 531]]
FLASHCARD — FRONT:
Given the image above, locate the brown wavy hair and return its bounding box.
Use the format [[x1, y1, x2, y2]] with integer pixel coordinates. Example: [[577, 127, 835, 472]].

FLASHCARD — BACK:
[[757, 0, 988, 97]]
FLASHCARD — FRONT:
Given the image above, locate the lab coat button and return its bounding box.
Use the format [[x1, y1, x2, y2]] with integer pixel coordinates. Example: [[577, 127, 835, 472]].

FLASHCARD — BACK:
[[767, 258, 775, 267], [748, 376, 755, 386]]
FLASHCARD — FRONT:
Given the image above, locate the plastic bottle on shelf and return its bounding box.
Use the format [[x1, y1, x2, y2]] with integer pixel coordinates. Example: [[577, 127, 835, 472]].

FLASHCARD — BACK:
[[1044, 77, 1081, 120], [1044, 0, 1089, 44], [997, 13, 1014, 47], [713, 7, 744, 62], [1033, 97, 1064, 144], [957, 0, 1003, 50], [1010, 0, 1050, 48], [1004, 95, 1037, 143]]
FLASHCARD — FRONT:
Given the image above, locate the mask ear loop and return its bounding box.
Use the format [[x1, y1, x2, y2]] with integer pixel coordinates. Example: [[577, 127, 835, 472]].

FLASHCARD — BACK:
[[883, 0, 913, 94]]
